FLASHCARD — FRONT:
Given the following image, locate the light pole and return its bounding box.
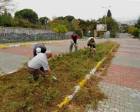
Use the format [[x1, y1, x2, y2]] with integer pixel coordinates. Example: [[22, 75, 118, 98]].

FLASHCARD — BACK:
[[102, 5, 111, 28], [101, 6, 111, 38]]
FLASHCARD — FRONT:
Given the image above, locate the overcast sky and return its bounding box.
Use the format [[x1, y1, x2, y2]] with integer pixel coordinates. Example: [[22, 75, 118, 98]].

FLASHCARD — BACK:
[[13, 0, 140, 21]]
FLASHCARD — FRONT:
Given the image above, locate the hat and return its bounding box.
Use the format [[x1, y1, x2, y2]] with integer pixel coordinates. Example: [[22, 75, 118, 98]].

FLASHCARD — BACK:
[[36, 47, 41, 54]]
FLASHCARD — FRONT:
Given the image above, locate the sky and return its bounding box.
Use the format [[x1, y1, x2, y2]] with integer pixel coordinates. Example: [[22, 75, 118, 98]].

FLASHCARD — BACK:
[[13, 0, 140, 22]]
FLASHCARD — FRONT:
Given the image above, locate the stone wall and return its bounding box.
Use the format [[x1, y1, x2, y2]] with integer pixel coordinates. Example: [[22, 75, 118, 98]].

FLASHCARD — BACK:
[[0, 27, 70, 43]]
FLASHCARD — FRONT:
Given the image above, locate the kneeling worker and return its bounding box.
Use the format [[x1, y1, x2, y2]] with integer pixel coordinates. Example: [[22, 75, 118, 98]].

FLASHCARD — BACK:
[[33, 43, 52, 59], [28, 48, 51, 81]]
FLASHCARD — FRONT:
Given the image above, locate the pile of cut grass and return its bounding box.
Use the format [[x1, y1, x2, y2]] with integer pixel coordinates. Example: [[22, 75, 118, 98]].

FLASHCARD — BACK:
[[0, 41, 118, 112]]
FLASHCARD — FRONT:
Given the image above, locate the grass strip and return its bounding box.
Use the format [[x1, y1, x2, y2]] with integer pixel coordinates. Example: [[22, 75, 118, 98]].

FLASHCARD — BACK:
[[0, 41, 119, 112]]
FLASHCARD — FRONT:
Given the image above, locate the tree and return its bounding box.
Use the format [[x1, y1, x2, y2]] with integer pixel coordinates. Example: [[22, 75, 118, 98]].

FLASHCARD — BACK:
[[64, 15, 75, 22], [0, 9, 13, 26], [48, 19, 68, 33], [53, 24, 68, 33], [54, 16, 65, 20], [0, 0, 14, 14], [78, 19, 97, 36], [98, 16, 119, 37], [15, 9, 38, 24], [107, 9, 112, 17], [39, 17, 49, 25], [128, 26, 140, 38], [135, 17, 140, 28], [71, 19, 80, 30]]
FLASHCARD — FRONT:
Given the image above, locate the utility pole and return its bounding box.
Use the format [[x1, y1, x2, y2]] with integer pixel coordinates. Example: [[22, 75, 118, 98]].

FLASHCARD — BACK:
[[102, 5, 111, 30]]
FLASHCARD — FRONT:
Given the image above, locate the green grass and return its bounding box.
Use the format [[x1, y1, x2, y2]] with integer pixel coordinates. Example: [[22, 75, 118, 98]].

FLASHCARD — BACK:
[[0, 41, 119, 112]]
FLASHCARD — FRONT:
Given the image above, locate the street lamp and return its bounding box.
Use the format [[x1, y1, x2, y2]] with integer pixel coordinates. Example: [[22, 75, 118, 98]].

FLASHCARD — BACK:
[[101, 6, 111, 38], [101, 5, 111, 25]]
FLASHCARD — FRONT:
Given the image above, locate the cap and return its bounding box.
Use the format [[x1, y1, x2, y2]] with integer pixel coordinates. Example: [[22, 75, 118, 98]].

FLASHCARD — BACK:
[[36, 47, 41, 54]]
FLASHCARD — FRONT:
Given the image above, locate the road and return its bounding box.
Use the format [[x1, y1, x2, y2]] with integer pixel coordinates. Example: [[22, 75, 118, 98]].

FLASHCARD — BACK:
[[0, 38, 106, 74], [0, 33, 140, 112]]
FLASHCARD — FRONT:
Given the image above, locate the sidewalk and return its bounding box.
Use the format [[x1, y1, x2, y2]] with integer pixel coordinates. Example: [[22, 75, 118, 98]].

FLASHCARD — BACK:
[[94, 37, 140, 112]]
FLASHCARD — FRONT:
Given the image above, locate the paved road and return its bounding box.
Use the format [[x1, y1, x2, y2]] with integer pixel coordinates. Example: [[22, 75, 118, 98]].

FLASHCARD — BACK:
[[0, 39, 106, 75], [0, 33, 140, 112], [88, 33, 140, 112]]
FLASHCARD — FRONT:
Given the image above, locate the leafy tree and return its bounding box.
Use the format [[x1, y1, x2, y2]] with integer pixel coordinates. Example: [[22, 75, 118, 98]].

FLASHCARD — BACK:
[[13, 18, 32, 28], [54, 16, 65, 20], [48, 19, 68, 33], [98, 16, 119, 37], [0, 9, 13, 26], [39, 17, 49, 25], [53, 24, 68, 33], [128, 26, 139, 37], [15, 9, 38, 24], [78, 19, 97, 36], [64, 15, 75, 22], [78, 19, 87, 35], [135, 17, 140, 28], [107, 9, 112, 17], [71, 19, 80, 30]]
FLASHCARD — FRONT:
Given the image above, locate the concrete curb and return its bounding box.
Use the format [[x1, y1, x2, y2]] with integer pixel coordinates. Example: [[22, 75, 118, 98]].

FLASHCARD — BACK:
[[0, 40, 69, 49], [0, 63, 25, 76], [0, 39, 87, 49]]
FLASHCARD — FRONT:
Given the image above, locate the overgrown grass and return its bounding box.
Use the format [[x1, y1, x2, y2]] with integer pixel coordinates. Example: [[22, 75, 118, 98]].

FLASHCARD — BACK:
[[0, 41, 118, 112]]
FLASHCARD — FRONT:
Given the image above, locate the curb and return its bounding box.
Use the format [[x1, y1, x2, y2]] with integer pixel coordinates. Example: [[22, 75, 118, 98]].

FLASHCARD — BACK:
[[0, 66, 24, 76], [53, 45, 116, 112], [0, 40, 71, 49], [0, 39, 86, 49]]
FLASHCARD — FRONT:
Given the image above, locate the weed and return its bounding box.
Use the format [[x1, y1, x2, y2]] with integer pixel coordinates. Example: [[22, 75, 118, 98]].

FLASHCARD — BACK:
[[43, 87, 60, 105], [0, 41, 118, 111]]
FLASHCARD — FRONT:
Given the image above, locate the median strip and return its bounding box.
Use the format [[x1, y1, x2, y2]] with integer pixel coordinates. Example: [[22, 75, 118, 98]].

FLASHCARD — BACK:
[[0, 41, 118, 112], [54, 45, 116, 111]]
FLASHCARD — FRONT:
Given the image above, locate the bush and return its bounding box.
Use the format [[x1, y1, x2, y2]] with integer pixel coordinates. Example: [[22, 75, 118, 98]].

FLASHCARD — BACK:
[[132, 28, 140, 38], [128, 26, 140, 38], [0, 15, 13, 27], [75, 29, 83, 37]]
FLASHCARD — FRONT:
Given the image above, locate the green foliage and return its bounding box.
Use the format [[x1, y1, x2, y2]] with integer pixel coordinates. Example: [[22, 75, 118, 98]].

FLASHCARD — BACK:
[[98, 16, 119, 37], [107, 9, 112, 17], [15, 9, 38, 24], [0, 41, 118, 111], [128, 26, 140, 37], [65, 15, 75, 22], [135, 17, 140, 28], [53, 24, 68, 33], [78, 19, 97, 36], [0, 10, 13, 26], [43, 87, 60, 105], [39, 17, 49, 25], [0, 14, 13, 26], [13, 18, 32, 28], [71, 19, 80, 30], [48, 19, 68, 33]]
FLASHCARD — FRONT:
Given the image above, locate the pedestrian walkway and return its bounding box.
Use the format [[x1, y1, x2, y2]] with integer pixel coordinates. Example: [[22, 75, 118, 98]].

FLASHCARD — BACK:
[[93, 35, 140, 112]]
